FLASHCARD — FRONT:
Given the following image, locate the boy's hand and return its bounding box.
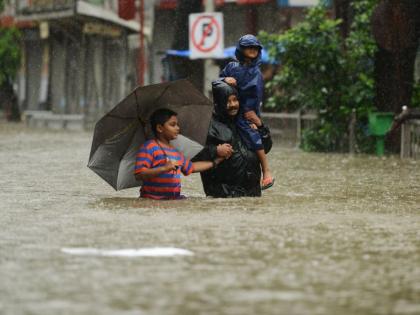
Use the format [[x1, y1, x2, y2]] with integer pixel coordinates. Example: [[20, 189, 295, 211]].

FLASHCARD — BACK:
[[217, 143, 233, 159], [214, 156, 225, 165], [250, 123, 258, 130], [163, 158, 179, 172], [224, 77, 237, 86], [244, 110, 262, 127]]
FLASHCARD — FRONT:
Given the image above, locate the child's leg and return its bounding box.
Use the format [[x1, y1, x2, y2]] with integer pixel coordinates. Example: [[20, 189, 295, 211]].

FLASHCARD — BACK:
[[256, 149, 273, 182], [237, 117, 274, 188]]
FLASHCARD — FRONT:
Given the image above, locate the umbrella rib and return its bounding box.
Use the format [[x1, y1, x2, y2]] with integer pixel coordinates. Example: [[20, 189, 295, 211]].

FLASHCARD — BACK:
[[153, 85, 171, 109], [134, 89, 147, 127]]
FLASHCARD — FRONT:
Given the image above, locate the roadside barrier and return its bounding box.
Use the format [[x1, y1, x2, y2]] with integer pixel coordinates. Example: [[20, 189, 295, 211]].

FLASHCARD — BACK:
[[401, 119, 420, 159]]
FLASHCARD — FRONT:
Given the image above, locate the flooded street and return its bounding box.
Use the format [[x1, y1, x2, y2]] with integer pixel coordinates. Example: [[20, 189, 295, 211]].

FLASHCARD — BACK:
[[1, 122, 419, 315]]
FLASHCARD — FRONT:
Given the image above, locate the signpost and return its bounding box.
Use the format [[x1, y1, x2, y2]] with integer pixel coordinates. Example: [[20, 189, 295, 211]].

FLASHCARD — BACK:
[[189, 2, 224, 96], [189, 12, 224, 59]]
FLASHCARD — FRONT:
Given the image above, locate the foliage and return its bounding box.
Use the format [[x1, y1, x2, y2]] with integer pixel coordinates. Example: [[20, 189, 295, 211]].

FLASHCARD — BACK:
[[260, 6, 345, 113], [0, 0, 21, 86], [260, 0, 379, 152]]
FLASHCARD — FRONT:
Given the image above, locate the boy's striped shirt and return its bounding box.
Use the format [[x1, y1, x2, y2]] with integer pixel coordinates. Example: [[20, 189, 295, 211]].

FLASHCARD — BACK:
[[134, 139, 193, 199]]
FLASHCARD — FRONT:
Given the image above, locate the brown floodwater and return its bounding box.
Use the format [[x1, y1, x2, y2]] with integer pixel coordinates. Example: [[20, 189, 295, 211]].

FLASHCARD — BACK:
[[0, 122, 419, 315]]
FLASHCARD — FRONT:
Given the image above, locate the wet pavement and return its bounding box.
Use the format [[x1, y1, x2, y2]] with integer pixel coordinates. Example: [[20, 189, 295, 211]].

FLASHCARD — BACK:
[[0, 122, 419, 315]]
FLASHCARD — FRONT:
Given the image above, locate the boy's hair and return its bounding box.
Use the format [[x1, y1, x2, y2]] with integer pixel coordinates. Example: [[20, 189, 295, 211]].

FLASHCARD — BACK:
[[150, 108, 177, 136]]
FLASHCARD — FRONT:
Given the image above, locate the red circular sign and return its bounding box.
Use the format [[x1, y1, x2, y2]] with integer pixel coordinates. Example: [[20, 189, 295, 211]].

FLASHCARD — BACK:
[[191, 15, 221, 53]]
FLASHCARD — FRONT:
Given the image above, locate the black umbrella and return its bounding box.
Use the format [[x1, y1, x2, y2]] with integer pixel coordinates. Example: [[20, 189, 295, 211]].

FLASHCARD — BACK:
[[88, 79, 213, 190]]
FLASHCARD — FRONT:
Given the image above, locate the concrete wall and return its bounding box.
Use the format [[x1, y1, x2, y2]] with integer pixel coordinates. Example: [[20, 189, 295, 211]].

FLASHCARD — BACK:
[[25, 41, 43, 110], [415, 46, 420, 84], [19, 23, 134, 121]]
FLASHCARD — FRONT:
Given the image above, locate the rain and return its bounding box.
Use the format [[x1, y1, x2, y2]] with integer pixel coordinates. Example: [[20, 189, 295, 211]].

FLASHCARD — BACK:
[[1, 1, 420, 315]]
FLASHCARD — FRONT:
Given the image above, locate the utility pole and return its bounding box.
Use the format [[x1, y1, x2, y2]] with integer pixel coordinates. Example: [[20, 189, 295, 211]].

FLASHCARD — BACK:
[[203, 0, 215, 97], [138, 0, 145, 86]]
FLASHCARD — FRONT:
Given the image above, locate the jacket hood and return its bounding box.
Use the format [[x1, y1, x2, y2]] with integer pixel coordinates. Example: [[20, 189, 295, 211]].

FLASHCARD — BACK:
[[212, 80, 238, 121], [235, 34, 263, 65]]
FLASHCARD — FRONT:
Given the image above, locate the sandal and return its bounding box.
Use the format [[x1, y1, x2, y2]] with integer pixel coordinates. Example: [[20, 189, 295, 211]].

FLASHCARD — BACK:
[[261, 177, 275, 190]]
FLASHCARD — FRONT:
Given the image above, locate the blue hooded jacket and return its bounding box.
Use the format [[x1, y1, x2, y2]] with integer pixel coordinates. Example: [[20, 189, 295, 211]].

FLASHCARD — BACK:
[[220, 34, 264, 115], [220, 34, 264, 151]]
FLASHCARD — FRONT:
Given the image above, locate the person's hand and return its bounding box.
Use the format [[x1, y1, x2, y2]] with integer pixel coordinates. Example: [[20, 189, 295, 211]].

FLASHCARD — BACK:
[[250, 123, 258, 130], [217, 143, 233, 159], [224, 77, 237, 86], [163, 158, 178, 172], [244, 110, 262, 127]]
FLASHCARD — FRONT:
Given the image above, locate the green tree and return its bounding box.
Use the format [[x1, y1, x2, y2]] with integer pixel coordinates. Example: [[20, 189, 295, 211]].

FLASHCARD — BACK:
[[0, 0, 21, 86], [260, 0, 379, 152], [0, 0, 22, 121]]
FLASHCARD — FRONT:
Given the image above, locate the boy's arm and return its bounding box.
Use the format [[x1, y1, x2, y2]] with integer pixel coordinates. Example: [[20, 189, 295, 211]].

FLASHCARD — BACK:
[[192, 157, 224, 173], [135, 160, 177, 181]]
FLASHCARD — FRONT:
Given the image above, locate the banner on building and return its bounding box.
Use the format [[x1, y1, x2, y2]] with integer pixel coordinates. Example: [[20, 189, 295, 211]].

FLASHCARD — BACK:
[[157, 0, 271, 10]]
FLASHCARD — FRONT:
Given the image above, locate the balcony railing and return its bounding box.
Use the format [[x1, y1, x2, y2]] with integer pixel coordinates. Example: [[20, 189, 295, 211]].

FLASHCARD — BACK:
[[16, 0, 118, 16], [16, 0, 75, 15]]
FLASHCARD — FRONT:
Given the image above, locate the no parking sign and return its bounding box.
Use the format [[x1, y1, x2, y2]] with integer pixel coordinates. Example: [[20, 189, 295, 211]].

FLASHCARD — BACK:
[[189, 12, 224, 59]]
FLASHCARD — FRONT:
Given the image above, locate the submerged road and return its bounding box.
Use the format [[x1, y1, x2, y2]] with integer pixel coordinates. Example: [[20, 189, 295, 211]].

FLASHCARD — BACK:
[[0, 122, 419, 315]]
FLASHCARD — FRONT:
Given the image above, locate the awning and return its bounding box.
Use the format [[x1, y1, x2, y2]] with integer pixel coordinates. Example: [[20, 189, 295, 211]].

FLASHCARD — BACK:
[[277, 0, 331, 7], [15, 1, 145, 35], [76, 1, 142, 34], [157, 0, 272, 10]]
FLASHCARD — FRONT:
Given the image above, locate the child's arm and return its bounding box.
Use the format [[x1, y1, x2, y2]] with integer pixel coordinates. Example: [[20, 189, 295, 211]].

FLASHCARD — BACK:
[[224, 77, 237, 86], [192, 157, 224, 173], [219, 62, 237, 86], [135, 159, 177, 181], [244, 110, 262, 127]]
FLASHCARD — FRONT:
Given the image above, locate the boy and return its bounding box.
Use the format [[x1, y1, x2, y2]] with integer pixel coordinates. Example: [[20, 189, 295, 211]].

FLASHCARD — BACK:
[[220, 34, 274, 190], [134, 108, 224, 200]]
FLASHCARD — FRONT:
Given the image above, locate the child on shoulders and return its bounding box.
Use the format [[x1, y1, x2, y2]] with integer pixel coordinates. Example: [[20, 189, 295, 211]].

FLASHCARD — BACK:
[[221, 34, 274, 190]]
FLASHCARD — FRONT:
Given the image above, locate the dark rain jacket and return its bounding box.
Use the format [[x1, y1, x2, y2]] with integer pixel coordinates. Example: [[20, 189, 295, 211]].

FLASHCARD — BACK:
[[220, 34, 265, 151], [193, 80, 261, 198]]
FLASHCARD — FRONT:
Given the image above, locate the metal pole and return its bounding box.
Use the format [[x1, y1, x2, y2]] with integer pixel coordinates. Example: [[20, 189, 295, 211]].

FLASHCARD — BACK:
[[203, 0, 215, 97], [204, 0, 215, 18], [138, 0, 145, 86], [296, 110, 301, 147], [400, 105, 410, 159]]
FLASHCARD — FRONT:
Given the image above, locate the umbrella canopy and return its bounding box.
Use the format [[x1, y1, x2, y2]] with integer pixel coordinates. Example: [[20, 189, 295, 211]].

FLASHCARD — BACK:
[[88, 79, 213, 191]]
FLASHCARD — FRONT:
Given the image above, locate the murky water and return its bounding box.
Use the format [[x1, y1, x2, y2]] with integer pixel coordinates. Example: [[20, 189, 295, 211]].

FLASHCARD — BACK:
[[1, 122, 419, 315]]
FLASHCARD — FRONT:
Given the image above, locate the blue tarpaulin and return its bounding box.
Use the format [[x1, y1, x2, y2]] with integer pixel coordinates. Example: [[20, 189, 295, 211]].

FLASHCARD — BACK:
[[276, 0, 331, 7]]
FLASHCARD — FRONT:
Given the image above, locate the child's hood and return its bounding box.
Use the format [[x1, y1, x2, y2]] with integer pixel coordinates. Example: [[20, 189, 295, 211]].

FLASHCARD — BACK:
[[235, 34, 263, 66]]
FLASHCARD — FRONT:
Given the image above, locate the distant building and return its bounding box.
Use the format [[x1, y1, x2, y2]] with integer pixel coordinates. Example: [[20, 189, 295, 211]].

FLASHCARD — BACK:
[[1, 0, 147, 125]]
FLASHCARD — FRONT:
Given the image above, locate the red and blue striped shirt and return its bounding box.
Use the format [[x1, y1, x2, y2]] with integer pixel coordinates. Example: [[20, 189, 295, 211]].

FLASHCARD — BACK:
[[134, 139, 194, 199]]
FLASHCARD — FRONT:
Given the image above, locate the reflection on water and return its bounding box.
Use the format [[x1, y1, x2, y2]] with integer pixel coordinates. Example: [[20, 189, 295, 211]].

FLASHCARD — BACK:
[[61, 247, 194, 257], [1, 123, 419, 315]]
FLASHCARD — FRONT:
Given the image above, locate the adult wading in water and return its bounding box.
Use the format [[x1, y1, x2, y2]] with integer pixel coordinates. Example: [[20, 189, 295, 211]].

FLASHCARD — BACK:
[[193, 80, 262, 197]]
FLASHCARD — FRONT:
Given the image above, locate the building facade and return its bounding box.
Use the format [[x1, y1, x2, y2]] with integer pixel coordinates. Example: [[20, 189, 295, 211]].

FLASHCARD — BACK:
[[2, 0, 142, 124]]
